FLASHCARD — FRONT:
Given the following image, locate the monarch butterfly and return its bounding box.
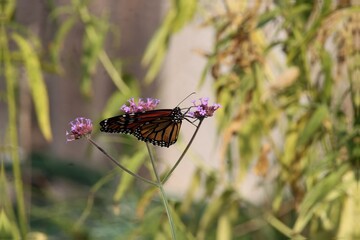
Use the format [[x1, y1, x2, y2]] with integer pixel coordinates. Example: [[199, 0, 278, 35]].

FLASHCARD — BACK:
[[99, 107, 186, 147]]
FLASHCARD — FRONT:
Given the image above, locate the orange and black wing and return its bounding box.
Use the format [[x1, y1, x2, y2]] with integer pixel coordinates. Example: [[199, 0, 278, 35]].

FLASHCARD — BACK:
[[134, 116, 182, 147], [99, 107, 183, 147]]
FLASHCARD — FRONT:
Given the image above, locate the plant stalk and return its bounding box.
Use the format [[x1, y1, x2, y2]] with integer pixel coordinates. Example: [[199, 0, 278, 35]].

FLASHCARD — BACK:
[[87, 138, 158, 187], [146, 143, 176, 240], [162, 119, 203, 184]]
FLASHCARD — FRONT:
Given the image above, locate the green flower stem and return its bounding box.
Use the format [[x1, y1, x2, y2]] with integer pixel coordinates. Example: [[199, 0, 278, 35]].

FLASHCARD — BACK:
[[162, 119, 203, 184], [87, 138, 158, 187], [146, 143, 176, 240]]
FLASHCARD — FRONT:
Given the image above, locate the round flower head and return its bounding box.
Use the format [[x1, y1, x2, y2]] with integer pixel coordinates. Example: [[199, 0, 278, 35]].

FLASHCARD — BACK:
[[187, 98, 221, 119], [66, 117, 93, 141], [121, 98, 160, 113]]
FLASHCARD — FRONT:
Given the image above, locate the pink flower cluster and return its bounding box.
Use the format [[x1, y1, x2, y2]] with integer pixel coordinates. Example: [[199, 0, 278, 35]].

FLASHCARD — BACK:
[[121, 98, 160, 113], [66, 117, 93, 141], [187, 98, 221, 119]]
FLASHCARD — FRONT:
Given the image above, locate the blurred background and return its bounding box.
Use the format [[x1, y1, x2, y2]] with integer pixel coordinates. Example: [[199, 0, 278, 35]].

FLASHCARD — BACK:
[[1, 0, 359, 239]]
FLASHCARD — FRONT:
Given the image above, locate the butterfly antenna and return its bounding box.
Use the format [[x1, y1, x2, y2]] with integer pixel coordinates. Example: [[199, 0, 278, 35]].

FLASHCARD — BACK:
[[176, 92, 196, 107]]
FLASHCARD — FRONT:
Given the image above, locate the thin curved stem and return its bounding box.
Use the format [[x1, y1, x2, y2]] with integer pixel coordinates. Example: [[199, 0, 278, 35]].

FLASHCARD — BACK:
[[87, 138, 158, 187], [162, 119, 203, 184], [146, 143, 176, 240]]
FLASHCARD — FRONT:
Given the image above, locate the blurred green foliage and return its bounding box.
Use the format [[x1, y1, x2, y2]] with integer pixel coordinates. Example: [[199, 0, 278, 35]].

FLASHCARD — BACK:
[[142, 0, 197, 83], [140, 0, 359, 239], [1, 0, 52, 237], [1, 0, 359, 239]]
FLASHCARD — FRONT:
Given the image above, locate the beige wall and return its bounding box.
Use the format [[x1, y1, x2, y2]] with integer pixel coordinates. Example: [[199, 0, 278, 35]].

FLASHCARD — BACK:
[[158, 20, 219, 196]]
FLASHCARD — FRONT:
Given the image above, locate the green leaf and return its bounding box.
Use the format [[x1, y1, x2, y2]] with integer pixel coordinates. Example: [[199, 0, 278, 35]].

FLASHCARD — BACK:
[[216, 214, 232, 240], [0, 163, 21, 239], [293, 164, 349, 232], [142, 0, 197, 83], [257, 8, 281, 28], [172, 0, 197, 31], [139, 206, 164, 237], [144, 42, 167, 83], [197, 189, 234, 239], [49, 5, 74, 19], [238, 113, 263, 169], [136, 186, 158, 219], [3, 29, 28, 237], [281, 124, 299, 167], [81, 19, 108, 98], [197, 55, 215, 88], [297, 104, 328, 147], [142, 11, 174, 83], [319, 50, 333, 103], [112, 150, 147, 203], [180, 168, 201, 213], [170, 205, 196, 240], [265, 213, 300, 239], [50, 17, 76, 71], [336, 183, 360, 239], [0, 0, 16, 21], [12, 33, 52, 141]]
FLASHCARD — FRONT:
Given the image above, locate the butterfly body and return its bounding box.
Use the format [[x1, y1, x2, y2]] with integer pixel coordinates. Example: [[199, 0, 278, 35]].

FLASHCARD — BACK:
[[100, 107, 184, 147]]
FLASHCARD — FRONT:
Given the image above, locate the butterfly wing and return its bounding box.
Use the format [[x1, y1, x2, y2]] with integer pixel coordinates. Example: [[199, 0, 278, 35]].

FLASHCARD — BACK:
[[135, 116, 182, 147], [99, 108, 183, 147]]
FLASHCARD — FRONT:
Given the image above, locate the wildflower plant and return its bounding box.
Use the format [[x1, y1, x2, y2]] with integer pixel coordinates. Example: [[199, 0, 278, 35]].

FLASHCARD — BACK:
[[66, 97, 220, 240], [120, 97, 160, 113], [187, 98, 221, 119], [66, 118, 93, 142]]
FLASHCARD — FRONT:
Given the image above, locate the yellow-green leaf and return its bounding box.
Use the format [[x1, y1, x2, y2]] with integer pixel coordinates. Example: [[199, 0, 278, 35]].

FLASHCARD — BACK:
[[294, 164, 349, 232], [216, 214, 231, 240], [12, 33, 52, 141], [113, 149, 147, 202], [142, 0, 197, 83], [0, 163, 21, 239], [0, 0, 15, 21], [281, 125, 299, 167], [297, 104, 328, 147]]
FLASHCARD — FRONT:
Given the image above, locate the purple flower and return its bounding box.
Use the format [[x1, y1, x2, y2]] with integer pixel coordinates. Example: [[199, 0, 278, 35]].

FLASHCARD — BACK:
[[120, 97, 160, 113], [66, 117, 93, 141], [187, 98, 221, 119]]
